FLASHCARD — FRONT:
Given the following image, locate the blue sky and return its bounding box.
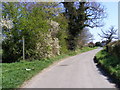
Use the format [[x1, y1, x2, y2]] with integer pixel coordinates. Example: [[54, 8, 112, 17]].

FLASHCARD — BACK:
[[89, 2, 118, 43]]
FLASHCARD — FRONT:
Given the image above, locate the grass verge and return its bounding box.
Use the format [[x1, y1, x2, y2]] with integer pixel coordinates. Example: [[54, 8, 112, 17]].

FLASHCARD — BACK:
[[0, 50, 2, 55], [2, 47, 97, 89], [95, 49, 120, 87]]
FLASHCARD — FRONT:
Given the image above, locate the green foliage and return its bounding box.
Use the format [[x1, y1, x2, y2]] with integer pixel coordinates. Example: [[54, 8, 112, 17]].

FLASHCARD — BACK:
[[2, 2, 24, 62], [23, 6, 51, 60], [62, 2, 106, 50], [95, 42, 102, 47], [0, 49, 2, 54], [2, 2, 69, 62], [52, 14, 69, 54], [87, 42, 95, 48], [2, 2, 104, 63], [2, 3, 61, 62], [2, 47, 96, 88], [96, 49, 120, 83], [36, 2, 62, 18], [107, 40, 120, 59]]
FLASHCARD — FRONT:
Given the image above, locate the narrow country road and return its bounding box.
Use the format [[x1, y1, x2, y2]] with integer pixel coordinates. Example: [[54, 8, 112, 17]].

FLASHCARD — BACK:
[[21, 48, 116, 88]]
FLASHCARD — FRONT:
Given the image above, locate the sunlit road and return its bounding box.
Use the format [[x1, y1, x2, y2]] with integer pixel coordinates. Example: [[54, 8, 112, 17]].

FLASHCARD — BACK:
[[21, 48, 116, 88]]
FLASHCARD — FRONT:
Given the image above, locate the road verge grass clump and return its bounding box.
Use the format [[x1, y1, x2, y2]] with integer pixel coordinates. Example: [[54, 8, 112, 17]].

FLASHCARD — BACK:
[[2, 47, 97, 89], [95, 49, 120, 87]]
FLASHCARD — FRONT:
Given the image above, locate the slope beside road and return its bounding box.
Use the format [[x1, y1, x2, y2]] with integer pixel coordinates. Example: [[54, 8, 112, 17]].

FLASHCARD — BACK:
[[21, 48, 116, 88]]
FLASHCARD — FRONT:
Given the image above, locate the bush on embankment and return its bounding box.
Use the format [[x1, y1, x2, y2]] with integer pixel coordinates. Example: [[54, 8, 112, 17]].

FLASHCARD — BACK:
[[95, 44, 120, 87], [107, 40, 120, 59]]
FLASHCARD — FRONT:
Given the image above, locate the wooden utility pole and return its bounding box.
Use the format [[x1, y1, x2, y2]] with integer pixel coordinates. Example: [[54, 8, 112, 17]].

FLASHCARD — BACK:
[[22, 36, 25, 60]]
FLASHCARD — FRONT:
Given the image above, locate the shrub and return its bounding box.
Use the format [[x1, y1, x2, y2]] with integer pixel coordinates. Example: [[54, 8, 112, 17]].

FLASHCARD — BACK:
[[95, 42, 101, 47], [107, 40, 120, 60], [52, 14, 69, 54], [2, 4, 61, 62], [96, 49, 120, 85], [27, 20, 60, 60], [112, 40, 120, 58], [87, 42, 95, 48]]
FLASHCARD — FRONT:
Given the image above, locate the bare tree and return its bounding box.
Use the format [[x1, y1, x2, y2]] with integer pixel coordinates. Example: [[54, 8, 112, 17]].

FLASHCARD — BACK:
[[77, 28, 94, 48], [98, 26, 118, 45]]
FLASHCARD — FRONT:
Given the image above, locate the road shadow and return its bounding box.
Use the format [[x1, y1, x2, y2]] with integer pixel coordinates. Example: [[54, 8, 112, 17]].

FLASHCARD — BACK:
[[93, 56, 120, 89], [59, 64, 69, 67]]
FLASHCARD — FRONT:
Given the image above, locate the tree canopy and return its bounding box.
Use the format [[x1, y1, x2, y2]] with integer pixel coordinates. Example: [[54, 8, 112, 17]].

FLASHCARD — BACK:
[[1, 1, 106, 62], [62, 1, 106, 50]]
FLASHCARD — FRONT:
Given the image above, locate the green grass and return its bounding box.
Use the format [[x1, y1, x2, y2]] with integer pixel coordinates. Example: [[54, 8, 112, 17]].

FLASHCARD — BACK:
[[96, 49, 120, 84], [67, 47, 97, 56], [0, 49, 2, 55], [2, 47, 97, 89]]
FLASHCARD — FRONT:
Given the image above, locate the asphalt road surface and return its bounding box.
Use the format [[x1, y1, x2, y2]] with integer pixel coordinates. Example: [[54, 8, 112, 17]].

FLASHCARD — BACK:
[[21, 48, 116, 88]]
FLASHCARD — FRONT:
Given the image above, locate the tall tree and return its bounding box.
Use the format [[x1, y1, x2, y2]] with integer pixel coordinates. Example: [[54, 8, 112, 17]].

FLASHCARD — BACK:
[[62, 1, 106, 50]]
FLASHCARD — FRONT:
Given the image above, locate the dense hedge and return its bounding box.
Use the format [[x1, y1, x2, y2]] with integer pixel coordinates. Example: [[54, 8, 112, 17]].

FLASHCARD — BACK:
[[2, 3, 69, 63], [95, 49, 120, 87], [95, 40, 120, 87], [94, 40, 120, 87], [107, 40, 120, 59]]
